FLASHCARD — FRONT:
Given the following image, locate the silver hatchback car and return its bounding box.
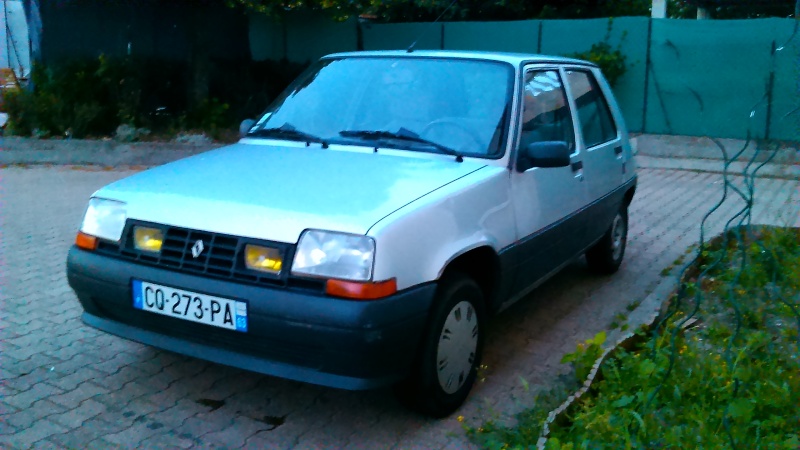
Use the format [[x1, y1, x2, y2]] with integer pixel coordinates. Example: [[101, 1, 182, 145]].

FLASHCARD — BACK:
[[68, 51, 636, 417]]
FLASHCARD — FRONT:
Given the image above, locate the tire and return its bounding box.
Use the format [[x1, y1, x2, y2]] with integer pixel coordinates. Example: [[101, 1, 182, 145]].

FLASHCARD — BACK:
[[586, 206, 628, 274], [395, 273, 485, 418]]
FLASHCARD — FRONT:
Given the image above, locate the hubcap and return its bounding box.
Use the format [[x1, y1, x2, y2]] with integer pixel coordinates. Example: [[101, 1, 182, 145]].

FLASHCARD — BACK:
[[436, 301, 479, 394], [611, 213, 625, 261]]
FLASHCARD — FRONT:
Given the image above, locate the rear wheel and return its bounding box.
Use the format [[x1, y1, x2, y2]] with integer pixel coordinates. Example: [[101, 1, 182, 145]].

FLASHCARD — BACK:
[[586, 207, 628, 274], [395, 273, 485, 417]]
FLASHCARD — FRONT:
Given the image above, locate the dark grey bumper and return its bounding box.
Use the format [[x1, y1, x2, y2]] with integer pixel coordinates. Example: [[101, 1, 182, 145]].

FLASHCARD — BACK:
[[67, 246, 436, 390]]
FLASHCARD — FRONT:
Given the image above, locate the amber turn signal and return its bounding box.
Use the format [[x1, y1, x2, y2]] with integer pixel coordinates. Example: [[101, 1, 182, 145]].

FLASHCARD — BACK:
[[325, 278, 397, 300], [75, 232, 98, 251]]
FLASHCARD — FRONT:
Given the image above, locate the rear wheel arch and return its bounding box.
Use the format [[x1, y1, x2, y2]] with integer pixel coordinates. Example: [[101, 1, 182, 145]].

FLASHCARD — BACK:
[[624, 183, 636, 207]]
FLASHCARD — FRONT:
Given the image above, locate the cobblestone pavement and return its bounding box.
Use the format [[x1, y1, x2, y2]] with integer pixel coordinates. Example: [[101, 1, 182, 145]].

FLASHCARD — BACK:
[[1, 165, 798, 449]]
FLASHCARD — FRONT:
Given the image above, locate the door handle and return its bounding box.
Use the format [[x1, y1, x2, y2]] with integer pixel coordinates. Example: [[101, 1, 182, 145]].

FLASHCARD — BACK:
[[614, 146, 623, 155], [571, 161, 583, 172]]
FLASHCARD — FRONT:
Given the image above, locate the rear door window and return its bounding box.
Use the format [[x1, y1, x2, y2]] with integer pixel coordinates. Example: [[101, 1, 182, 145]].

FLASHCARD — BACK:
[[565, 70, 617, 148]]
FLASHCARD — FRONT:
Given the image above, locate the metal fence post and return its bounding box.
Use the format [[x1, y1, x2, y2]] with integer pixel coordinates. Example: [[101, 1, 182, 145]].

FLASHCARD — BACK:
[[765, 40, 776, 140], [642, 18, 653, 133], [537, 21, 543, 54]]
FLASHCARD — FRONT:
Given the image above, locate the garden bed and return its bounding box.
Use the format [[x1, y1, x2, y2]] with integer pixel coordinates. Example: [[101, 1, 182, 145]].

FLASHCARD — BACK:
[[468, 225, 800, 449]]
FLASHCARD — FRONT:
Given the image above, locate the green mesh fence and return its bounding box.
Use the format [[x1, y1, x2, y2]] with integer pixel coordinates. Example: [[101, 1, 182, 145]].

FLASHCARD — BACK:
[[362, 22, 442, 51], [249, 14, 285, 61], [443, 20, 540, 53], [769, 21, 800, 141], [645, 18, 797, 140], [251, 14, 799, 141], [250, 13, 358, 62], [285, 13, 358, 63]]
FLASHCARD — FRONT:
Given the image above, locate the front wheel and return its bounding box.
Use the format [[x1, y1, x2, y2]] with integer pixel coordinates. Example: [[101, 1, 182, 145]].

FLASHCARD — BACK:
[[586, 207, 628, 274], [395, 273, 485, 417]]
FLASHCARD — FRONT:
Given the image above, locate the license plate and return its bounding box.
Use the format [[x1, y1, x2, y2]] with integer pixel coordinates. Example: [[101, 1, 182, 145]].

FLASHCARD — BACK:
[[132, 280, 248, 332]]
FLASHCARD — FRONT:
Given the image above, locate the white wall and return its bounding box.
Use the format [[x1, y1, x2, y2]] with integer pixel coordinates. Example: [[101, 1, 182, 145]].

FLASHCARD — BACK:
[[2, 0, 31, 77]]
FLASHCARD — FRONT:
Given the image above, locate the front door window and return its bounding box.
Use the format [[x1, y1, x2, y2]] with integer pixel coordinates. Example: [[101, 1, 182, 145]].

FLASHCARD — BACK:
[[520, 70, 576, 153]]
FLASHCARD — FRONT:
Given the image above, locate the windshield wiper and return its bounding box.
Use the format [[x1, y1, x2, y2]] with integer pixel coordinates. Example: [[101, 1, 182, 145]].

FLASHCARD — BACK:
[[339, 129, 463, 162], [248, 124, 327, 147]]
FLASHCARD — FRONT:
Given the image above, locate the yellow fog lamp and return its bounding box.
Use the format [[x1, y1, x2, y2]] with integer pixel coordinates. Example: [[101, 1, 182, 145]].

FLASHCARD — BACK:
[[133, 226, 164, 253], [245, 245, 283, 274]]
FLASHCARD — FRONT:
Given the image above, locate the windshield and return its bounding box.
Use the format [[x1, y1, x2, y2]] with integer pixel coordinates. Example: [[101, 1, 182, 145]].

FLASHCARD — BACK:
[[248, 57, 514, 158]]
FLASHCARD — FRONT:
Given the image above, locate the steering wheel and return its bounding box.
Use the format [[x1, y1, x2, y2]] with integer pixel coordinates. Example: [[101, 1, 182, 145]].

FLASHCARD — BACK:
[[420, 119, 484, 154]]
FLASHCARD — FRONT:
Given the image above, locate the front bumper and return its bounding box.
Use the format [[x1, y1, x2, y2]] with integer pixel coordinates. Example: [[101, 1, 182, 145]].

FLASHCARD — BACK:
[[67, 246, 436, 390]]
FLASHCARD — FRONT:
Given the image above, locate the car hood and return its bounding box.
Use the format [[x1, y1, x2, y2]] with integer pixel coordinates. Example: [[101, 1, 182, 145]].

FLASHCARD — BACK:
[[97, 143, 487, 243]]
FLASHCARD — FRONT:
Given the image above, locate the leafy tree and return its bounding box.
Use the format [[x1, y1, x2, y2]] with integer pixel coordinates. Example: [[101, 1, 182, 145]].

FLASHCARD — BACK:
[[228, 0, 652, 21], [537, 0, 650, 19], [369, 0, 546, 22], [669, 0, 796, 18], [229, 0, 795, 21], [227, 0, 372, 20]]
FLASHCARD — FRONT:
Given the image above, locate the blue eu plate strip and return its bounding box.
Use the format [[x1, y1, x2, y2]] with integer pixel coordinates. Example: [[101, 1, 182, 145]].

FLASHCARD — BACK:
[[132, 280, 143, 310]]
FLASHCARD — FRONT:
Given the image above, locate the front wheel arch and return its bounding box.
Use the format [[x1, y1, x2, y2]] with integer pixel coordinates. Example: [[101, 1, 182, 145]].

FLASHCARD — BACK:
[[395, 272, 486, 417], [437, 245, 502, 312]]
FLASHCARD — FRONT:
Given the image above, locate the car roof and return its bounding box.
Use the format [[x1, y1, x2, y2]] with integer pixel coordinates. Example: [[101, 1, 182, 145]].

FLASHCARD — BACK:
[[323, 50, 597, 68]]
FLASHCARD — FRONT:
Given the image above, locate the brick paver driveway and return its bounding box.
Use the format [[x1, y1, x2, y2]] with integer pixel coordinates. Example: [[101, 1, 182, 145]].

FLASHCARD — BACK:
[[1, 165, 798, 449]]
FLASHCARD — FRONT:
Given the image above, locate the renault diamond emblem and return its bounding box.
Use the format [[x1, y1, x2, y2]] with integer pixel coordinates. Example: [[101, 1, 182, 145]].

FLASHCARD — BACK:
[[191, 239, 205, 258]]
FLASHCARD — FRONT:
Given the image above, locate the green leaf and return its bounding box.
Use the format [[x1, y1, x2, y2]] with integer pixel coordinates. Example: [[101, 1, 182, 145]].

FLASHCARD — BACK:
[[638, 360, 657, 377], [612, 395, 635, 408], [591, 331, 607, 346], [728, 398, 754, 423], [628, 410, 646, 433]]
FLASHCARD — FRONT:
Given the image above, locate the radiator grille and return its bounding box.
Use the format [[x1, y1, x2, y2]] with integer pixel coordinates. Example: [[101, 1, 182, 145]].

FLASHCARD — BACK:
[[95, 220, 323, 291]]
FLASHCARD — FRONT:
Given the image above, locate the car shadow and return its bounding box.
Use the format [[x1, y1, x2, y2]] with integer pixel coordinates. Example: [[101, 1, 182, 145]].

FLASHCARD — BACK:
[[126, 258, 605, 433]]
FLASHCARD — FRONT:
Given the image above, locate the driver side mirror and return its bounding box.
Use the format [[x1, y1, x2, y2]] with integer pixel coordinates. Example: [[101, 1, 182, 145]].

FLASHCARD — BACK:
[[517, 141, 571, 172], [239, 119, 256, 138]]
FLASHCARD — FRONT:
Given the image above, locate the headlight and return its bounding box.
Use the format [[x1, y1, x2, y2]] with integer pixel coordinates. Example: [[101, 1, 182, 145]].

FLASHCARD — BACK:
[[80, 198, 127, 242], [291, 230, 375, 281]]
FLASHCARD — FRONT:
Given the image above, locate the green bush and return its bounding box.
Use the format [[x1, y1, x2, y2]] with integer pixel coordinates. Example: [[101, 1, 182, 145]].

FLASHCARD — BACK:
[[570, 19, 629, 87], [560, 331, 606, 382], [3, 57, 147, 138], [572, 41, 628, 87], [2, 55, 309, 140], [181, 98, 231, 140]]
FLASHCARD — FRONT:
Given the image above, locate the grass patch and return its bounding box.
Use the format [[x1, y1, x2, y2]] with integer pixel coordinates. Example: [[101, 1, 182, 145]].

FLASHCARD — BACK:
[[625, 300, 641, 312], [467, 226, 800, 449], [608, 312, 628, 330]]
